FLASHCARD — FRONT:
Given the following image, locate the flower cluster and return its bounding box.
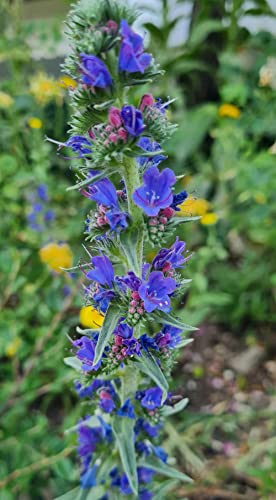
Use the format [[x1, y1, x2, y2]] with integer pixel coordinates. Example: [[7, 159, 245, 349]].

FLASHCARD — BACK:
[[58, 1, 198, 497]]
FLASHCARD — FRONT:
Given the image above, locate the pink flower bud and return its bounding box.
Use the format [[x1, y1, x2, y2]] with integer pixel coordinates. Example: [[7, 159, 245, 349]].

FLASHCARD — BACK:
[[130, 300, 138, 307], [161, 207, 175, 218], [105, 20, 118, 32], [149, 218, 158, 226], [103, 139, 109, 147], [97, 217, 107, 226], [114, 336, 123, 346], [88, 129, 95, 140], [117, 127, 128, 143], [109, 132, 118, 143], [112, 345, 119, 353], [159, 216, 168, 224], [162, 262, 171, 273], [131, 291, 140, 300], [106, 125, 113, 133], [99, 390, 111, 399], [140, 94, 155, 111], [121, 348, 127, 357], [116, 354, 123, 360], [128, 307, 136, 314], [137, 307, 144, 315], [108, 107, 122, 128]]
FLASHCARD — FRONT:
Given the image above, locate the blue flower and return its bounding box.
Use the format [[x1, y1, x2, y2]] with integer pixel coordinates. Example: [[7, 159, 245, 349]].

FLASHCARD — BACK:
[[121, 105, 145, 137], [117, 399, 135, 419], [88, 177, 118, 208], [171, 189, 188, 210], [93, 287, 115, 313], [136, 137, 167, 168], [119, 20, 151, 74], [65, 135, 92, 156], [37, 184, 48, 201], [133, 166, 176, 216], [139, 334, 158, 352], [138, 271, 176, 313], [77, 422, 102, 472], [139, 490, 153, 500], [120, 473, 132, 495], [138, 467, 155, 484], [105, 210, 128, 231], [137, 387, 163, 410], [118, 271, 142, 291], [86, 256, 114, 287], [44, 209, 55, 222], [99, 391, 116, 413], [74, 336, 101, 371], [80, 53, 112, 88], [81, 464, 98, 489], [152, 445, 168, 463], [152, 237, 187, 270], [114, 319, 134, 339], [134, 417, 161, 438]]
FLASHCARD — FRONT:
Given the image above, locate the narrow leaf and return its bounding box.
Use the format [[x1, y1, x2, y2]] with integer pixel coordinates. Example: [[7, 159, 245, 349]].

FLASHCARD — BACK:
[[161, 398, 189, 416], [66, 170, 109, 191], [152, 479, 178, 500], [139, 456, 193, 483], [119, 228, 142, 276], [154, 311, 198, 331], [55, 487, 81, 500], [64, 356, 83, 372], [112, 416, 138, 495], [171, 216, 201, 225], [93, 306, 122, 365], [135, 351, 168, 403]]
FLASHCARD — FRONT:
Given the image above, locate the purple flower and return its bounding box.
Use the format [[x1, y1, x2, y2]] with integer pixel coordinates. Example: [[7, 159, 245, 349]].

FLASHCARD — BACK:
[[37, 184, 48, 201], [117, 399, 135, 419], [118, 271, 142, 291], [93, 287, 114, 313], [81, 464, 97, 489], [114, 320, 134, 339], [44, 209, 55, 222], [74, 336, 101, 371], [99, 391, 116, 413], [133, 166, 176, 216], [136, 137, 167, 168], [152, 445, 168, 463], [139, 334, 158, 352], [139, 490, 153, 500], [88, 177, 118, 208], [120, 473, 132, 495], [86, 256, 114, 287], [65, 135, 92, 156], [106, 210, 128, 231], [134, 418, 161, 438], [138, 467, 155, 484], [80, 53, 112, 88], [119, 20, 151, 74], [137, 387, 163, 410], [138, 271, 176, 313], [121, 105, 145, 137], [77, 422, 102, 473], [122, 337, 141, 356], [152, 237, 187, 270], [171, 190, 188, 210]]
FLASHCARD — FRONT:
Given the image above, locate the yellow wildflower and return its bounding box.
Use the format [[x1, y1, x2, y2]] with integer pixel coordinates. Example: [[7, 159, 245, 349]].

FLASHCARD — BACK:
[[0, 91, 14, 109], [28, 117, 42, 129], [39, 242, 73, 273], [218, 104, 241, 119], [29, 72, 63, 105], [177, 197, 209, 217], [59, 75, 77, 89], [80, 306, 104, 329], [5, 337, 21, 358], [254, 193, 266, 205], [200, 212, 218, 225]]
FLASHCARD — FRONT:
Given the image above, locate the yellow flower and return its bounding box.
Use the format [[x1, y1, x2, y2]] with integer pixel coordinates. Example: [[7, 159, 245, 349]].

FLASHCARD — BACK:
[[5, 337, 21, 358], [177, 197, 209, 217], [80, 306, 105, 329], [29, 72, 63, 105], [39, 242, 73, 273], [59, 75, 77, 89], [0, 91, 14, 109], [218, 104, 241, 119], [254, 193, 266, 205], [28, 117, 42, 129], [200, 212, 218, 225]]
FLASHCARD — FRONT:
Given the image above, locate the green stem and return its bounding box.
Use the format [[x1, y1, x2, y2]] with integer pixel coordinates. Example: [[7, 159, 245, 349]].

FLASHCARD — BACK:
[[122, 158, 144, 275]]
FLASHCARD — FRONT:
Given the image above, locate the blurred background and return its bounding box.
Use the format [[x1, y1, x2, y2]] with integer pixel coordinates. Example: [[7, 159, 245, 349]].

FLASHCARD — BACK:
[[0, 0, 276, 498]]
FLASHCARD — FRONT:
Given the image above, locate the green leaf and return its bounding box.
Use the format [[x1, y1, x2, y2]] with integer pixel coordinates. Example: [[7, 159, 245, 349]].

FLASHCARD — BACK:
[[139, 456, 193, 483], [64, 356, 83, 372], [152, 479, 178, 500], [154, 311, 198, 332], [171, 216, 201, 226], [161, 398, 189, 416], [66, 170, 110, 191], [93, 306, 122, 366], [135, 351, 168, 403], [112, 416, 138, 496], [55, 487, 81, 500], [188, 20, 225, 48], [119, 228, 143, 276]]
